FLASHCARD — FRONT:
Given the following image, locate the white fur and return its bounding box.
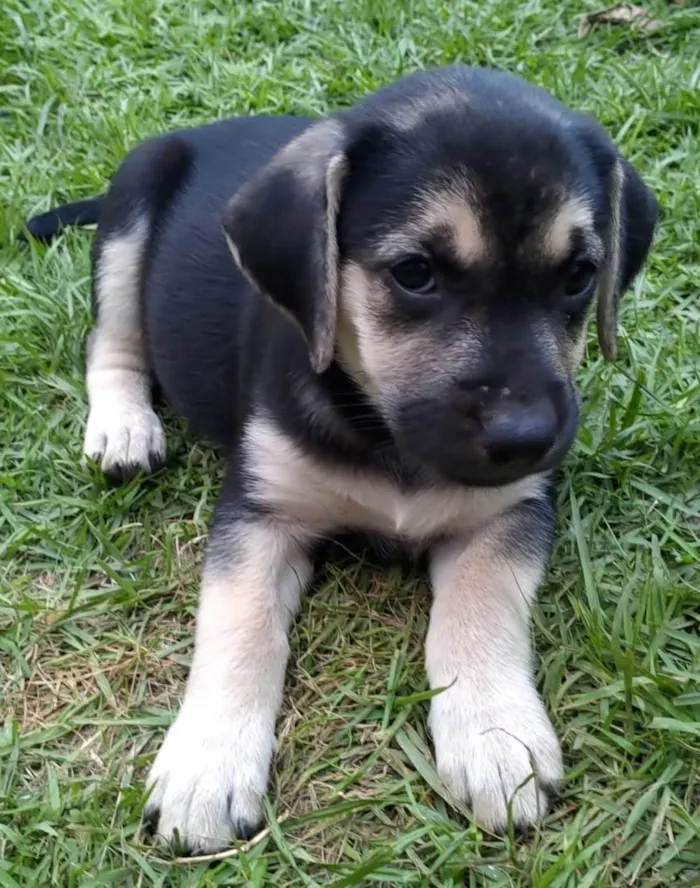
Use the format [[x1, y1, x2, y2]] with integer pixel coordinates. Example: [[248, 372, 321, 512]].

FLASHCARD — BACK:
[[148, 416, 554, 849], [245, 415, 544, 542], [426, 533, 563, 831], [146, 520, 312, 852], [429, 683, 562, 831], [83, 221, 166, 474]]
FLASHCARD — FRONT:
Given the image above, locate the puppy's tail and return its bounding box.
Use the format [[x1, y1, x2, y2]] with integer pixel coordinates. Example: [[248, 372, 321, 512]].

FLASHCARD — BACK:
[[20, 197, 104, 244]]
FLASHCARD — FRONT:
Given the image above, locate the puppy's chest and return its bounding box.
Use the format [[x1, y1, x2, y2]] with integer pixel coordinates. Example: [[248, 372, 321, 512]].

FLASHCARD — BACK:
[[246, 419, 539, 541]]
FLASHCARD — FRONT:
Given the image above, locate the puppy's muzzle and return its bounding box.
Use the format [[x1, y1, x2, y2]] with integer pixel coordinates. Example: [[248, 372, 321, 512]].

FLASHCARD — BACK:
[[465, 381, 580, 482], [395, 379, 579, 487]]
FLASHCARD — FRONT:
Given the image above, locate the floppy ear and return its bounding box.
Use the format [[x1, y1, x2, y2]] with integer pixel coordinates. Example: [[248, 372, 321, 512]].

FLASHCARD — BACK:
[[595, 155, 658, 360], [574, 114, 658, 359], [577, 119, 658, 364], [222, 120, 348, 373]]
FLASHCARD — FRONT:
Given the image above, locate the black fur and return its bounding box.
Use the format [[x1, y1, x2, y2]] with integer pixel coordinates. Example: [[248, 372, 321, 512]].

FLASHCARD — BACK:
[[498, 491, 558, 565], [21, 64, 658, 521], [574, 115, 658, 295], [20, 197, 103, 243], [22, 66, 658, 494], [23, 63, 658, 851]]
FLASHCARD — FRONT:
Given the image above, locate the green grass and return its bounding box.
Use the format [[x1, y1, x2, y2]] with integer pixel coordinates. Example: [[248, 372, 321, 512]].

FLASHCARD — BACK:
[[2, 0, 699, 884]]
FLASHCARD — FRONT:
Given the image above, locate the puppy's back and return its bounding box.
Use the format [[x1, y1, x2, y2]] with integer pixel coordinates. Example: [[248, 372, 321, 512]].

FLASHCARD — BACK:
[[138, 115, 314, 446]]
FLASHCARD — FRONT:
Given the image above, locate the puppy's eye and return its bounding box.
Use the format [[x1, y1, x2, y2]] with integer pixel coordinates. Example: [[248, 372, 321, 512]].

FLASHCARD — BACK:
[[390, 256, 436, 294], [565, 259, 597, 298]]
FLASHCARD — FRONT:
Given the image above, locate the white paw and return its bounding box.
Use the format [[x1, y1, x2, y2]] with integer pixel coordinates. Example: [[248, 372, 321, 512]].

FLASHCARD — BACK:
[[429, 683, 563, 833], [83, 404, 166, 479], [144, 704, 274, 854]]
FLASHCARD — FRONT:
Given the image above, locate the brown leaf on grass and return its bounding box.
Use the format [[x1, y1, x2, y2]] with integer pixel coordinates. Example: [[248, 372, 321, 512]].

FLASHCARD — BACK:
[[578, 4, 665, 38]]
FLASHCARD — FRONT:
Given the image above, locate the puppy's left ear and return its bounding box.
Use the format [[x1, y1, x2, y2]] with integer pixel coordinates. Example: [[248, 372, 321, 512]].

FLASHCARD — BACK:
[[596, 156, 658, 360], [579, 120, 658, 361], [222, 119, 348, 373]]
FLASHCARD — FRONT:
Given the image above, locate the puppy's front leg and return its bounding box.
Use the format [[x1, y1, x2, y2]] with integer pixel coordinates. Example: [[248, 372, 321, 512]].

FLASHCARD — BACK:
[[426, 497, 563, 833], [145, 485, 313, 853]]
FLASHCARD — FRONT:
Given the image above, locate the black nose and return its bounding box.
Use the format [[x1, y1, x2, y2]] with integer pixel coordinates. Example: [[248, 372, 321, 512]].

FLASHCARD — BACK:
[[481, 401, 558, 467]]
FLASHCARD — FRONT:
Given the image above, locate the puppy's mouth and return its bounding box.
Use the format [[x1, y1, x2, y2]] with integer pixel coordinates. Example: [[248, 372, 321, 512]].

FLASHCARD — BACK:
[[393, 394, 580, 488]]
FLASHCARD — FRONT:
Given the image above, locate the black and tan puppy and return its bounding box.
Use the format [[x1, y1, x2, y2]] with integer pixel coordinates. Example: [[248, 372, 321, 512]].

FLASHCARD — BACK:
[[25, 66, 657, 852]]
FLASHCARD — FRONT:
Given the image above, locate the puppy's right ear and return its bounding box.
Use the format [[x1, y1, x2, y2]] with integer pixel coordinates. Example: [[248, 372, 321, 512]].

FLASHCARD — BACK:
[[222, 119, 348, 373]]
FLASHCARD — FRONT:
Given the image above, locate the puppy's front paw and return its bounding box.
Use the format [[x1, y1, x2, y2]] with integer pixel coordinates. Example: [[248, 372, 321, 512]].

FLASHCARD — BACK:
[[144, 704, 273, 854], [429, 684, 563, 833], [83, 404, 166, 481]]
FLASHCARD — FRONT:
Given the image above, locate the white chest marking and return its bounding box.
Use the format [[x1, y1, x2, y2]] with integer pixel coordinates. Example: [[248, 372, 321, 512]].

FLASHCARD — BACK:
[[245, 417, 544, 542]]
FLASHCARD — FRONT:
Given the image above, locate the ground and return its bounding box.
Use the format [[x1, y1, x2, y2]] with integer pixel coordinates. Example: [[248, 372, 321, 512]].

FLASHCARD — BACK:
[[2, 0, 699, 885]]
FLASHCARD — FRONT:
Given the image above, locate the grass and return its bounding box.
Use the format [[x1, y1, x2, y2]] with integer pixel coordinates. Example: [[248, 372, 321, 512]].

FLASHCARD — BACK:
[[1, 0, 699, 884]]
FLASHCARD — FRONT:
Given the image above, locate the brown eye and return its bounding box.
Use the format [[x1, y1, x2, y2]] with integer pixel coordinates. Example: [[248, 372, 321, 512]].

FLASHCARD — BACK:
[[565, 259, 597, 298], [390, 256, 436, 294]]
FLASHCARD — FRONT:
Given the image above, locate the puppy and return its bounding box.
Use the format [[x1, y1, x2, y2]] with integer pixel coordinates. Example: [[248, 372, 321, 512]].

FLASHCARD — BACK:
[[24, 65, 657, 853]]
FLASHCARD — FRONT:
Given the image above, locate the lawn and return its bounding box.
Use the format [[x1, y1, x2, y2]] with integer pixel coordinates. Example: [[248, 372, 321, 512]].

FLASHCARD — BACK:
[[2, 0, 699, 884]]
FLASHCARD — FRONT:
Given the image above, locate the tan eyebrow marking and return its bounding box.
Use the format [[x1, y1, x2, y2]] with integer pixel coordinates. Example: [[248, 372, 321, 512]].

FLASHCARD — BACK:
[[540, 196, 602, 260], [374, 188, 489, 265]]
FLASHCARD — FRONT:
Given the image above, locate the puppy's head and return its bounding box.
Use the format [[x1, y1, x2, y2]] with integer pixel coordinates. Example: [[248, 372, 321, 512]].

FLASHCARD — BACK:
[[223, 67, 657, 487]]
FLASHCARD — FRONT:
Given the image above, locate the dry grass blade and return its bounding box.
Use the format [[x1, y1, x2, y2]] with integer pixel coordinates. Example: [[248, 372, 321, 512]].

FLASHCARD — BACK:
[[578, 4, 665, 38], [168, 812, 291, 865]]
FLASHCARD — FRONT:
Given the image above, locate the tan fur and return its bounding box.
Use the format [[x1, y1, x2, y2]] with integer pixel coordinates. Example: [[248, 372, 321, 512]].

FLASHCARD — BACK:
[[311, 152, 347, 372], [569, 328, 587, 370], [533, 319, 570, 378], [334, 185, 487, 410], [373, 188, 487, 267], [245, 414, 545, 541], [540, 196, 598, 260], [426, 519, 563, 830], [338, 260, 483, 410], [146, 519, 313, 852], [275, 118, 344, 186], [596, 160, 624, 360], [83, 220, 166, 473], [417, 191, 488, 265]]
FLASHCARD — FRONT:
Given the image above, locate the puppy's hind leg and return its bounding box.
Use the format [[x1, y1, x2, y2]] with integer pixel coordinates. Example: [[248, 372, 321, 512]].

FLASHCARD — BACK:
[[83, 217, 165, 480], [83, 137, 190, 481]]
